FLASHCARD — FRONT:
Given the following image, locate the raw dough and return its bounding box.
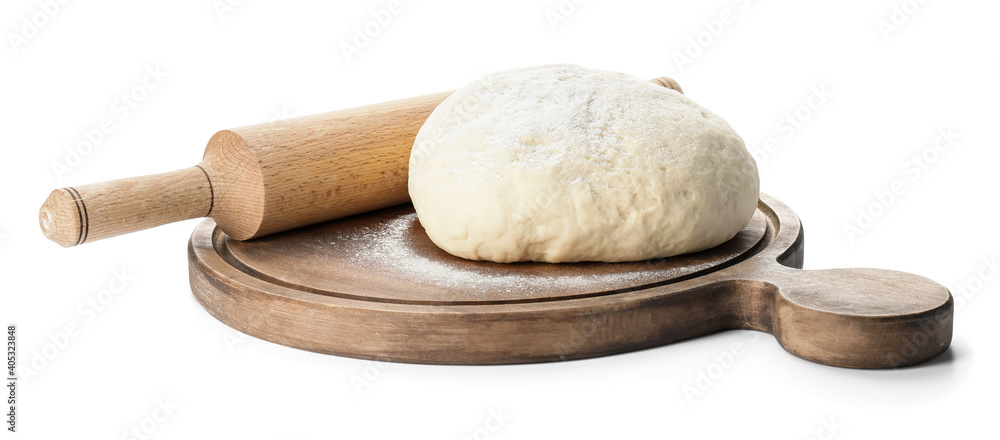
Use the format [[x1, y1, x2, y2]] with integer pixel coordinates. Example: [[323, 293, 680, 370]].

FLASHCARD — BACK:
[[408, 65, 759, 263]]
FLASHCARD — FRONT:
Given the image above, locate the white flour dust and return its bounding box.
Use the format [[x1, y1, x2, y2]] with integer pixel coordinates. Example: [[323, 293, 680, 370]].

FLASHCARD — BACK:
[[341, 213, 709, 296]]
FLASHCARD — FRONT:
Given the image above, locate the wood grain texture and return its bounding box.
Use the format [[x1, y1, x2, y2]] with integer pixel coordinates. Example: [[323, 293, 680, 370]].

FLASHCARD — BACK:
[[40, 77, 686, 247], [228, 91, 454, 238], [39, 167, 211, 247], [188, 194, 953, 368]]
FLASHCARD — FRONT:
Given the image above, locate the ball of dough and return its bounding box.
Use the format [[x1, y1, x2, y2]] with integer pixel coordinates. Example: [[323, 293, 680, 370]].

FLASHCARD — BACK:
[[408, 64, 759, 263]]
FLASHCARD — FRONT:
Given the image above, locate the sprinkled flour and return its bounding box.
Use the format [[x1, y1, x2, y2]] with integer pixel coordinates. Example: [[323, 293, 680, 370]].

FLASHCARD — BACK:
[[339, 212, 722, 299]]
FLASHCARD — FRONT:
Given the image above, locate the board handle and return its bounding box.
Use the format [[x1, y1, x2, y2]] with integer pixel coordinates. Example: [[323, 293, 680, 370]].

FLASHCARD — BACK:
[[39, 166, 213, 247], [764, 267, 953, 368]]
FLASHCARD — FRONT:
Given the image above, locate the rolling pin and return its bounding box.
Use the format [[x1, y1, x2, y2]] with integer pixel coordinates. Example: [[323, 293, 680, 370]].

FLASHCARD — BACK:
[[39, 76, 684, 247]]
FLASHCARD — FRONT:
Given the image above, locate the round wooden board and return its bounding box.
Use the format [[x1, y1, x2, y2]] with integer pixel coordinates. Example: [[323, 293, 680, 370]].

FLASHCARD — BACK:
[[189, 194, 954, 368]]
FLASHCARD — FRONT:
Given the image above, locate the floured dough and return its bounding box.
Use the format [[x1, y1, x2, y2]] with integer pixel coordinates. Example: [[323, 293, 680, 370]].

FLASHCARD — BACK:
[[408, 64, 759, 263]]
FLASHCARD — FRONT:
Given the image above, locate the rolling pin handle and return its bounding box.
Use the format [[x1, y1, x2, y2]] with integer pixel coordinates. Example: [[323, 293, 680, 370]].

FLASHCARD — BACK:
[[38, 166, 214, 247], [38, 74, 683, 247]]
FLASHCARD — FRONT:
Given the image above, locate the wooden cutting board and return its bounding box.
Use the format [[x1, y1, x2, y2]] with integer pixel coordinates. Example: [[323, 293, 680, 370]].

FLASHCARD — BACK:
[[188, 193, 953, 368]]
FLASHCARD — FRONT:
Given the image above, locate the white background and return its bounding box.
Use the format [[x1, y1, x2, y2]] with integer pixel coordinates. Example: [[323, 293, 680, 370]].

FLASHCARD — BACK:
[[2, 0, 997, 438]]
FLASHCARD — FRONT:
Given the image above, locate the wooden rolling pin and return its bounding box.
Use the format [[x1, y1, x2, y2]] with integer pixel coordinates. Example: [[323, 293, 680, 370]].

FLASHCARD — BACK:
[[39, 76, 684, 247]]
